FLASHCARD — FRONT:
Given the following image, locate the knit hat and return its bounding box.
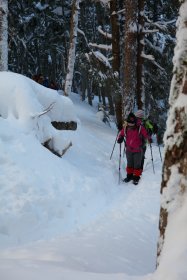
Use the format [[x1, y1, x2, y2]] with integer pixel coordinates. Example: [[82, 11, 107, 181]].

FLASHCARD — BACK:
[[127, 112, 136, 124], [135, 109, 144, 119]]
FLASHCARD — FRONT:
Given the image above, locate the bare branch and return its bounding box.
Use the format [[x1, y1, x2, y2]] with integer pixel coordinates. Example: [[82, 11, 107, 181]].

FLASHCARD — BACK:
[[32, 102, 56, 118]]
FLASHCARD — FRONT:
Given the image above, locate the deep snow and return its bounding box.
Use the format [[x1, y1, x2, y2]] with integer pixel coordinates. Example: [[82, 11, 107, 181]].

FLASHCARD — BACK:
[[0, 74, 162, 280]]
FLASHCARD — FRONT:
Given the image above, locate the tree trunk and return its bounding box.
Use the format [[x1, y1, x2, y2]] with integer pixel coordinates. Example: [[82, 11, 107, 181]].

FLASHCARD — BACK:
[[87, 80, 92, 106], [64, 0, 80, 96], [123, 0, 138, 116], [157, 0, 187, 266], [110, 0, 123, 129], [110, 0, 120, 71], [136, 0, 145, 110], [81, 68, 87, 101], [0, 0, 8, 71]]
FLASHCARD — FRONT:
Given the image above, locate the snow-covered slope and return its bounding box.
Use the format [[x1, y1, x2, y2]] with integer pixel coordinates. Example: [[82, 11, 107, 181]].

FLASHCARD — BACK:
[[0, 74, 162, 280]]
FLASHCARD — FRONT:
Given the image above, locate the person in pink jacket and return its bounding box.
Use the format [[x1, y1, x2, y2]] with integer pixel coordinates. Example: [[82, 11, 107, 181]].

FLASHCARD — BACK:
[[117, 112, 150, 185]]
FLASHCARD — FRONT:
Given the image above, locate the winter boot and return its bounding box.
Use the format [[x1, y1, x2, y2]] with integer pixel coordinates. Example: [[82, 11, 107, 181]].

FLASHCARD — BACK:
[[123, 174, 133, 183], [133, 176, 140, 185]]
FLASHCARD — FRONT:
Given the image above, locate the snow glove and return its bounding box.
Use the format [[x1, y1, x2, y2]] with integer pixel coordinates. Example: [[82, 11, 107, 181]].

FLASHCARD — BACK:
[[117, 136, 124, 144]]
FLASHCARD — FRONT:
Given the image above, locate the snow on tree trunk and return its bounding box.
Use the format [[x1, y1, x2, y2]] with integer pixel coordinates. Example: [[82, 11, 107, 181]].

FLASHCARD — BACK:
[[157, 0, 187, 265], [64, 0, 80, 96], [123, 0, 138, 116], [0, 0, 8, 71]]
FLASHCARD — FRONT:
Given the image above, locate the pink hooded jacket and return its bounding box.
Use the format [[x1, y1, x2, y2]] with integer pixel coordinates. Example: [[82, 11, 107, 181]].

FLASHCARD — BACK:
[[118, 124, 150, 152]]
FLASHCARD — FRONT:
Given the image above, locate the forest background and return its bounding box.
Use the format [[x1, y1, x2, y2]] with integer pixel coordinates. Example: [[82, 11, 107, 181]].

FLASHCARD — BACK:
[[7, 0, 179, 136]]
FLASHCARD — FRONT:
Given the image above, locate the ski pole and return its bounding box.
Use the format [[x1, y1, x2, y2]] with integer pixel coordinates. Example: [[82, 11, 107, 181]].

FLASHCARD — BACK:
[[118, 143, 122, 184], [110, 131, 119, 160], [149, 143, 155, 174]]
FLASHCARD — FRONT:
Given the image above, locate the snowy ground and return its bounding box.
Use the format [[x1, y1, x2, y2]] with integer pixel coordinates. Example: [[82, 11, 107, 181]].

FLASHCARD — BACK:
[[0, 91, 162, 280]]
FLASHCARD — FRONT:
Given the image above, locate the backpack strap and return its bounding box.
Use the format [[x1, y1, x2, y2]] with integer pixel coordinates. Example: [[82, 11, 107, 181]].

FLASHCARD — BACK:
[[138, 124, 142, 134]]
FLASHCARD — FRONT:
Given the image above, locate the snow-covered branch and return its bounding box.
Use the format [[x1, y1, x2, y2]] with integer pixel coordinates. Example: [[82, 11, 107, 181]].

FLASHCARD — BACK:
[[145, 38, 165, 55], [142, 52, 166, 72], [91, 51, 111, 68], [88, 43, 112, 51], [98, 25, 112, 40], [111, 8, 125, 15], [151, 60, 166, 72], [77, 28, 89, 46], [77, 28, 111, 69], [141, 53, 155, 61], [144, 14, 175, 32], [143, 29, 159, 34]]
